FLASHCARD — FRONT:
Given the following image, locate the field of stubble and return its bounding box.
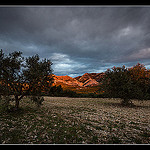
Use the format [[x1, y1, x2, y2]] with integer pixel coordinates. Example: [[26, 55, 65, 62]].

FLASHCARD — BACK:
[[0, 97, 150, 144]]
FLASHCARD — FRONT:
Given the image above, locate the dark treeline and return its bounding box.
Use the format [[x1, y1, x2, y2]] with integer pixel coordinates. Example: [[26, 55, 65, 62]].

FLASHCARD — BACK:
[[40, 85, 112, 98]]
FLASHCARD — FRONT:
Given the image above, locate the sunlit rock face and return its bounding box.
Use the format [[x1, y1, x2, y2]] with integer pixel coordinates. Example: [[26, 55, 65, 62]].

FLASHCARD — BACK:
[[53, 72, 105, 88]]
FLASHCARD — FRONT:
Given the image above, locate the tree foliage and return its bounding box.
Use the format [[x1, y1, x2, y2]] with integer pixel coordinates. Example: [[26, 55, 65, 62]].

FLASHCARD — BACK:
[[0, 49, 53, 110], [102, 63, 150, 106]]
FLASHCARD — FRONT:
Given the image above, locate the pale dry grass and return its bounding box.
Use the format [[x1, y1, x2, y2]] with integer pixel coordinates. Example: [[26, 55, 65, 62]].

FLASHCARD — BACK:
[[43, 97, 150, 144], [1, 96, 150, 144]]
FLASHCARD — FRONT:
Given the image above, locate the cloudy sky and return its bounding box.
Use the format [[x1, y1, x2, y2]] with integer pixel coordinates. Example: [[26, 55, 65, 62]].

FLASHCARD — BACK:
[[0, 6, 150, 77]]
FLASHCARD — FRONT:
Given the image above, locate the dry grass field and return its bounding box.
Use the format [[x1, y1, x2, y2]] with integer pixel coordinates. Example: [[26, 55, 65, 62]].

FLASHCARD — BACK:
[[0, 97, 150, 144]]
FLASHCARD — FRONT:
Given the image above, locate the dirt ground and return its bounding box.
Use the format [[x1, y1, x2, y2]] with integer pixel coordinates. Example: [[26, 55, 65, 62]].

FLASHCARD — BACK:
[[1, 97, 150, 144], [43, 97, 150, 144]]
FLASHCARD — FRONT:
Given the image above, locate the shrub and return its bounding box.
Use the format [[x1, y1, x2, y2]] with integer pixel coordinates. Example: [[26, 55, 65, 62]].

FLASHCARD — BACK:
[[30, 96, 44, 107]]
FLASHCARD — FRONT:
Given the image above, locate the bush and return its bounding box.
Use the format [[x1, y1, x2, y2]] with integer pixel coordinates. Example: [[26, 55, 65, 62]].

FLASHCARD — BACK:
[[30, 96, 44, 107]]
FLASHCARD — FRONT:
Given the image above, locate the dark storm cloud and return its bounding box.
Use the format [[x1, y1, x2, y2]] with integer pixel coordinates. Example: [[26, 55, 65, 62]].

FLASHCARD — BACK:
[[0, 6, 150, 77]]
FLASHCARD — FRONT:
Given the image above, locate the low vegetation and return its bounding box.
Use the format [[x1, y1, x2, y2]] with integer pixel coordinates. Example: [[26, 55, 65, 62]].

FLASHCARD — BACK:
[[0, 97, 150, 144]]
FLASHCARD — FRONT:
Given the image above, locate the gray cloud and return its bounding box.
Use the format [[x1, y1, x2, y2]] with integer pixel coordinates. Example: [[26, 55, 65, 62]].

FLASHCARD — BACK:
[[0, 6, 150, 77]]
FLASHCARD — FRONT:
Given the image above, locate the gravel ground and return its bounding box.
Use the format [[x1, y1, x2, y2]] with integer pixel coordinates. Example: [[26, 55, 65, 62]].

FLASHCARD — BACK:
[[43, 97, 150, 144], [0, 97, 150, 144]]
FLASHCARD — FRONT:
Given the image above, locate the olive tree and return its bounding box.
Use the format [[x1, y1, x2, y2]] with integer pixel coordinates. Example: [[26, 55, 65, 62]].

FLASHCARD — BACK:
[[0, 49, 53, 110], [102, 64, 150, 106]]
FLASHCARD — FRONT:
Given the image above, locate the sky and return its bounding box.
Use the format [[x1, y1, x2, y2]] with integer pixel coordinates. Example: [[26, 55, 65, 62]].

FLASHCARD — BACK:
[[0, 6, 150, 77]]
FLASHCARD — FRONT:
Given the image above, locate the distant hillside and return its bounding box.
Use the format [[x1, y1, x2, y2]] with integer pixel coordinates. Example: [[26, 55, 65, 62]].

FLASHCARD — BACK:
[[74, 73, 105, 86], [52, 75, 84, 87], [52, 73, 105, 93]]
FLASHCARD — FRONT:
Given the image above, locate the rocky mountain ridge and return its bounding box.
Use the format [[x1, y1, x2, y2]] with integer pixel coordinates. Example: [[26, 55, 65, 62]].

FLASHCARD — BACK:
[[52, 72, 105, 88]]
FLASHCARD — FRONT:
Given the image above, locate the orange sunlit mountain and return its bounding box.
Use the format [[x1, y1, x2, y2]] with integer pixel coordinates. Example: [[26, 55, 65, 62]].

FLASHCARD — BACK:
[[52, 73, 105, 93]]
